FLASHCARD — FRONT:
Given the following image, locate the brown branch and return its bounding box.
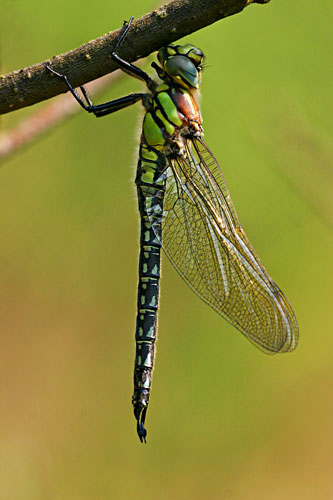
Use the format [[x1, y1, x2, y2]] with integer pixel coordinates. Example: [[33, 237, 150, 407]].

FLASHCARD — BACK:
[[0, 0, 271, 115]]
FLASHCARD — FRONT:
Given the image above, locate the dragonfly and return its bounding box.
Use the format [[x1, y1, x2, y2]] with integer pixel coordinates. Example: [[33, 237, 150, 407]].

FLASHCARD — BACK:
[[47, 17, 299, 443]]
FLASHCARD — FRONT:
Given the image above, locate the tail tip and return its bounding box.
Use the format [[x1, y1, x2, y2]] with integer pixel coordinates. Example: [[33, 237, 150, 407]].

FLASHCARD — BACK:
[[137, 422, 147, 443]]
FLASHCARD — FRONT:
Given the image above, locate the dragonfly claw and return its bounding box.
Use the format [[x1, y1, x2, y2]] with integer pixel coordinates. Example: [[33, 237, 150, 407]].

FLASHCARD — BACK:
[[45, 64, 64, 79]]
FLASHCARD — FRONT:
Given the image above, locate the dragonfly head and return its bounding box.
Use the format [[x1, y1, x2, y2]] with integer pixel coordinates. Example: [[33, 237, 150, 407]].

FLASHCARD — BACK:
[[157, 44, 204, 90]]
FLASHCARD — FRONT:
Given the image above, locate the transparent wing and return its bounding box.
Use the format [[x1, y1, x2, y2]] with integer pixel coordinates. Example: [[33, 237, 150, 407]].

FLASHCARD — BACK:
[[146, 137, 298, 353]]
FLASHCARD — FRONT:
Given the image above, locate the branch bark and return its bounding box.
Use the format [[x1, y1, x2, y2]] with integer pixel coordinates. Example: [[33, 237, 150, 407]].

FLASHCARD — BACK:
[[0, 0, 271, 116]]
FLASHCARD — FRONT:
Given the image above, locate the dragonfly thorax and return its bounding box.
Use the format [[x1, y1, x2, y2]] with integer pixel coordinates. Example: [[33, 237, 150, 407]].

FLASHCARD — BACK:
[[140, 45, 204, 154], [142, 85, 203, 154]]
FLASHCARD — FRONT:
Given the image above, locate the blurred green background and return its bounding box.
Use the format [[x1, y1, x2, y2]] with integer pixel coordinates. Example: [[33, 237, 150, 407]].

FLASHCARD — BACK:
[[1, 0, 332, 498]]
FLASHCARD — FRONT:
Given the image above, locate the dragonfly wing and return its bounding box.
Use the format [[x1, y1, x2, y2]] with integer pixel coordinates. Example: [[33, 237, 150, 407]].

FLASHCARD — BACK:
[[146, 137, 299, 353]]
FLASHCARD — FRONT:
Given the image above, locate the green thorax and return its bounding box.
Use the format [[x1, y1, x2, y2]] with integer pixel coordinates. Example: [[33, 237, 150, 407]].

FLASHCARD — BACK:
[[141, 44, 204, 153]]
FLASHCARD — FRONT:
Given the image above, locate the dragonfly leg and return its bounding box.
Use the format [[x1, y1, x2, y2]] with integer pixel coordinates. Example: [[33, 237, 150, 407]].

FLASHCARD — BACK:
[[81, 93, 147, 117], [46, 65, 147, 117], [111, 17, 155, 90], [46, 65, 91, 110]]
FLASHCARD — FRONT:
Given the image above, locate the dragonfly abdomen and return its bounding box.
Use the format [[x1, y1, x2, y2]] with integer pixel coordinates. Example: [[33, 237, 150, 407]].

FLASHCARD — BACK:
[[133, 144, 167, 442], [132, 212, 162, 443]]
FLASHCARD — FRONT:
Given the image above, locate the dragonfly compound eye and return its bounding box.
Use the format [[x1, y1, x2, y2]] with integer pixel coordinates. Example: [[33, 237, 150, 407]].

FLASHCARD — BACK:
[[176, 44, 204, 67], [164, 55, 200, 89]]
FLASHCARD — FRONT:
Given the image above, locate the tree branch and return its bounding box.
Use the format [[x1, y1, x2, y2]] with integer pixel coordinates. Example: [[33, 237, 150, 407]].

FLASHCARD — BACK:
[[0, 0, 271, 115]]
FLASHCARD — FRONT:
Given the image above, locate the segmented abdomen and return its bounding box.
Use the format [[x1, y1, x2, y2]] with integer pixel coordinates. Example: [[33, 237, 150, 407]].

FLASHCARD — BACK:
[[132, 84, 201, 441]]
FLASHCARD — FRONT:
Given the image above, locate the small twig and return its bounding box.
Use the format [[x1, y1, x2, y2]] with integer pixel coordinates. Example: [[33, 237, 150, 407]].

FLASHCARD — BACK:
[[0, 0, 271, 115], [0, 72, 121, 162]]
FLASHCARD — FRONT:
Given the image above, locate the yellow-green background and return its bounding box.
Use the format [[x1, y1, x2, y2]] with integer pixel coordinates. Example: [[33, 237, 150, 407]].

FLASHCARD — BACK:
[[1, 1, 332, 498]]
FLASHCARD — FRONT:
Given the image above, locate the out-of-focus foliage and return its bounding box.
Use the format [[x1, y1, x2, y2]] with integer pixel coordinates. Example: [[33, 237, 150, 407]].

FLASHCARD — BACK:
[[1, 1, 332, 499]]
